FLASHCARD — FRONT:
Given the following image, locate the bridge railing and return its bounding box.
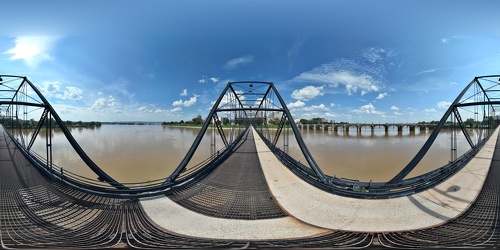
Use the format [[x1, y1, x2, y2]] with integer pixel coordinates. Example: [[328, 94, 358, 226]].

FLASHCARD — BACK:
[[2, 121, 248, 198], [2, 75, 499, 199], [257, 127, 493, 198], [0, 75, 254, 198], [255, 75, 500, 198]]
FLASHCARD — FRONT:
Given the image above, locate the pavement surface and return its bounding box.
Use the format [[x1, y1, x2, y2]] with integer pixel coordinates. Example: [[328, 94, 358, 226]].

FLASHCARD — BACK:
[[140, 126, 497, 239], [255, 127, 498, 232]]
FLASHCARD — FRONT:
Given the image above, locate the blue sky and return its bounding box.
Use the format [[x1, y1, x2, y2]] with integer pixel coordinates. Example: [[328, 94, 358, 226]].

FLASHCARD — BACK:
[[1, 0, 499, 123]]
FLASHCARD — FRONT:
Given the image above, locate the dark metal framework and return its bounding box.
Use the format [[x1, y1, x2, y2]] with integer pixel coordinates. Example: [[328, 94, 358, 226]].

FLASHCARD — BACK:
[[257, 75, 500, 198], [169, 81, 327, 183], [1, 75, 498, 199], [0, 75, 125, 188]]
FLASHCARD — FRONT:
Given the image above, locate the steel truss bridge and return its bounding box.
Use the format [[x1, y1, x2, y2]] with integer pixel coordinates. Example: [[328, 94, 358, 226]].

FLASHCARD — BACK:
[[1, 74, 500, 248]]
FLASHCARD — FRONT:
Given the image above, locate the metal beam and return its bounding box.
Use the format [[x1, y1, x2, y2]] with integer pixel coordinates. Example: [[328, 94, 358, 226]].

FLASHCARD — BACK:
[[269, 83, 328, 183], [0, 101, 46, 108], [386, 77, 480, 185], [169, 83, 232, 182], [20, 77, 126, 189], [217, 107, 284, 112]]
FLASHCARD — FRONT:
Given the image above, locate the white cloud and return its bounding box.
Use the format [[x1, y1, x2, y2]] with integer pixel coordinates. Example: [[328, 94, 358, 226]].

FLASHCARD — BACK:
[[172, 99, 184, 106], [330, 103, 335, 107], [291, 85, 324, 101], [294, 67, 379, 95], [183, 96, 197, 107], [353, 103, 385, 115], [181, 89, 188, 96], [288, 100, 305, 109], [41, 81, 61, 94], [293, 49, 394, 96], [390, 106, 399, 110], [92, 97, 107, 110], [172, 96, 198, 107], [394, 111, 403, 115], [4, 36, 57, 67], [437, 101, 451, 109], [415, 69, 437, 76], [53, 87, 82, 100], [424, 108, 437, 113], [170, 107, 182, 112], [303, 104, 328, 112], [199, 76, 220, 84], [376, 93, 387, 99], [441, 36, 469, 44], [41, 81, 83, 101], [91, 95, 117, 110], [223, 55, 254, 70], [324, 112, 337, 117]]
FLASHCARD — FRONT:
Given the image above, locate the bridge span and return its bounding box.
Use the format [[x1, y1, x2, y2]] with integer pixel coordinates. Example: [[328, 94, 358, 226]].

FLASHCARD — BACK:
[[299, 123, 436, 132], [2, 75, 500, 248]]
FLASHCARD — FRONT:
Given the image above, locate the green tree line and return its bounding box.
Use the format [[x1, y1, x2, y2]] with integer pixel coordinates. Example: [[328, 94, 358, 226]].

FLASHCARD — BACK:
[[2, 118, 101, 129]]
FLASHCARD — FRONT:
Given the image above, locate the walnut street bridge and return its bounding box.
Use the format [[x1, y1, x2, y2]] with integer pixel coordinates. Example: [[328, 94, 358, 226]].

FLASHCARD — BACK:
[[1, 75, 500, 248]]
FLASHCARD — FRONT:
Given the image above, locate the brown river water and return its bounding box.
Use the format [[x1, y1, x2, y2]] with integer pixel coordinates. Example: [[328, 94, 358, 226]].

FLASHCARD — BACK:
[[25, 125, 473, 183]]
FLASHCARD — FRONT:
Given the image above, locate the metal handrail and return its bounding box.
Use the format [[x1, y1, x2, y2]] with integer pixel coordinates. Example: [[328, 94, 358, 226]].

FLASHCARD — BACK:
[[256, 127, 494, 198]]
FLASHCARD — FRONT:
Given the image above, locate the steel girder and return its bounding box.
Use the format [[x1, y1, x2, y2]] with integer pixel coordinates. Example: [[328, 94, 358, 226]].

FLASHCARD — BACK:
[[2, 75, 498, 199], [0, 75, 126, 189], [387, 75, 500, 185], [169, 81, 328, 184]]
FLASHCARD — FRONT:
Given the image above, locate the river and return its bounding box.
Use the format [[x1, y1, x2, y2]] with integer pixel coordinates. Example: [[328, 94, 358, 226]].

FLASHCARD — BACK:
[[25, 124, 473, 183]]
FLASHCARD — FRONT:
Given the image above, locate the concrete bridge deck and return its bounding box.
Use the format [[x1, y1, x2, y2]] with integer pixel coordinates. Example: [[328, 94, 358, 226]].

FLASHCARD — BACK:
[[140, 126, 498, 238], [256, 126, 497, 232], [140, 128, 330, 239]]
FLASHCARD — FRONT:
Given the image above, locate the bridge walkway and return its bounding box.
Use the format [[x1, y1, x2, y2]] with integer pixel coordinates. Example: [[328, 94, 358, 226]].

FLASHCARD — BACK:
[[3, 122, 500, 248], [0, 124, 372, 248], [140, 128, 340, 240], [256, 127, 498, 232], [168, 128, 286, 220]]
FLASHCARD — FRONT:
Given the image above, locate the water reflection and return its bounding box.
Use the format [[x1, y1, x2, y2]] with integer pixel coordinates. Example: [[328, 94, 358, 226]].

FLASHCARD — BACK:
[[23, 125, 474, 183]]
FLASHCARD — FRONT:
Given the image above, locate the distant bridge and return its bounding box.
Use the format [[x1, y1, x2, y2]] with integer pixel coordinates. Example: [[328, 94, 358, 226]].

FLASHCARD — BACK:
[[298, 123, 439, 132], [1, 75, 500, 248]]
